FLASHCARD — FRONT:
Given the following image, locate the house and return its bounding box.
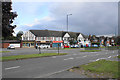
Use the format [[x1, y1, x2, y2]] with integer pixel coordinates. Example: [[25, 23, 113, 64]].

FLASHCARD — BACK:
[[22, 30, 63, 48], [21, 30, 85, 48]]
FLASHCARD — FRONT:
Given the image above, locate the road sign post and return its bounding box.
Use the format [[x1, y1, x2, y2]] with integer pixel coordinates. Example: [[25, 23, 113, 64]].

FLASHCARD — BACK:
[[39, 47, 41, 54], [58, 44, 59, 55]]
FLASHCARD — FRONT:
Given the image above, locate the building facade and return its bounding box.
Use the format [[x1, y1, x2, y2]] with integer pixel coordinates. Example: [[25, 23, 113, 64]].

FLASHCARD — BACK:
[[21, 30, 85, 48]]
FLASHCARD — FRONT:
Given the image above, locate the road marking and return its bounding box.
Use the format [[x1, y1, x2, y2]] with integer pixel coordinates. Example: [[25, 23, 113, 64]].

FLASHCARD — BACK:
[[96, 54, 99, 55], [108, 56, 111, 58], [5, 66, 20, 70], [90, 58, 107, 62], [52, 56, 56, 58], [105, 53, 108, 54], [64, 57, 74, 60], [35, 67, 71, 78], [113, 51, 114, 53], [96, 59, 100, 61], [83, 55, 87, 57]]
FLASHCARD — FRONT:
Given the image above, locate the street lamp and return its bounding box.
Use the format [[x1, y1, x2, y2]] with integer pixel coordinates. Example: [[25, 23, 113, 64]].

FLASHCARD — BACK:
[[67, 14, 72, 32]]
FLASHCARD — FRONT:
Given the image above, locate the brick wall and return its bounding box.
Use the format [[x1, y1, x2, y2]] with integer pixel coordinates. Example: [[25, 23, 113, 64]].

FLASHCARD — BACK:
[[2, 43, 9, 48]]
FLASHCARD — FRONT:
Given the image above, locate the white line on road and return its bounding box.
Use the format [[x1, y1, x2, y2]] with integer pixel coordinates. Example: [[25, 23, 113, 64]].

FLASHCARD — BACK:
[[105, 53, 108, 54], [64, 57, 74, 60], [108, 56, 112, 58], [35, 67, 72, 78], [83, 55, 87, 57], [96, 59, 100, 61], [52, 56, 56, 58], [5, 66, 20, 70], [90, 58, 107, 62]]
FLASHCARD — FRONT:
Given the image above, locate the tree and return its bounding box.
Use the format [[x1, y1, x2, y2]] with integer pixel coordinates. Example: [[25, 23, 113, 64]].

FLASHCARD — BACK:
[[2, 1, 18, 40], [17, 31, 23, 40]]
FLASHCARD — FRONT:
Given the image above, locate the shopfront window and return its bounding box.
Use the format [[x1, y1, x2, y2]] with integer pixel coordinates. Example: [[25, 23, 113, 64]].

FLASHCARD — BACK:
[[31, 43, 34, 46]]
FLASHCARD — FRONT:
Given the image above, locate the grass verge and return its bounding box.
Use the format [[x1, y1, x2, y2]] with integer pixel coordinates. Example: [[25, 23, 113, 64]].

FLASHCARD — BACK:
[[0, 51, 11, 53], [0, 53, 67, 61], [118, 55, 120, 58], [80, 50, 101, 52], [64, 48, 80, 49], [48, 48, 81, 50], [69, 59, 120, 78]]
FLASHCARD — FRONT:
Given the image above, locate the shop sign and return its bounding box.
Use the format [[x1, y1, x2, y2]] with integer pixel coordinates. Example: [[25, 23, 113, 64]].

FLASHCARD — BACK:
[[53, 41, 63, 43]]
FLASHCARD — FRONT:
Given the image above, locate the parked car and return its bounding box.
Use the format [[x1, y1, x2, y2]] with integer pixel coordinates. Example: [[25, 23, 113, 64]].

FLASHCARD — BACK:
[[64, 45, 69, 48], [75, 44, 79, 48], [71, 44, 79, 48], [38, 45, 50, 49], [70, 45, 75, 48], [92, 44, 98, 47], [7, 45, 15, 49]]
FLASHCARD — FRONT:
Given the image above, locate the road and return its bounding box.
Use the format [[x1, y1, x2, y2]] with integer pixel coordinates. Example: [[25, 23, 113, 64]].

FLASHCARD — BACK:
[[2, 48, 119, 78]]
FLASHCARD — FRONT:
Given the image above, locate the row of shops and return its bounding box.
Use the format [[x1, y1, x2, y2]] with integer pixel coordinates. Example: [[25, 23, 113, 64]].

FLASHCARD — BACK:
[[1, 40, 64, 48], [22, 40, 63, 48]]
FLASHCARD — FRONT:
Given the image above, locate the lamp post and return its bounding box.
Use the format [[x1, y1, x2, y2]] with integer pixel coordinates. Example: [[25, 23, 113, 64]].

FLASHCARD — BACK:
[[67, 14, 72, 32]]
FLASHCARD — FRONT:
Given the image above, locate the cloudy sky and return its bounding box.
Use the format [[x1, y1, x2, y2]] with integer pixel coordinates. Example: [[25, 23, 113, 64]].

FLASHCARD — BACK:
[[11, 0, 118, 36]]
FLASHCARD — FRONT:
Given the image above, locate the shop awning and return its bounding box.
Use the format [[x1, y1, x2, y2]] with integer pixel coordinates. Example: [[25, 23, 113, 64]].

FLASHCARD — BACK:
[[53, 41, 63, 43]]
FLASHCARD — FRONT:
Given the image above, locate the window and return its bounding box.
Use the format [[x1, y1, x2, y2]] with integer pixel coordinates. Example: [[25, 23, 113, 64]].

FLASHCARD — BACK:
[[49, 37, 51, 40], [32, 37, 33, 40], [51, 37, 53, 41], [41, 37, 43, 40], [54, 37, 56, 41], [41, 37, 45, 40], [23, 37, 25, 40], [56, 37, 58, 41], [31, 43, 34, 46], [43, 37, 45, 40], [25, 37, 28, 40], [64, 37, 67, 40], [47, 37, 49, 40]]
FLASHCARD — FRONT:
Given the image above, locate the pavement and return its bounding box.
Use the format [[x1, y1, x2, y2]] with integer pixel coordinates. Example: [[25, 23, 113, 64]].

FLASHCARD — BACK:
[[1, 48, 119, 78]]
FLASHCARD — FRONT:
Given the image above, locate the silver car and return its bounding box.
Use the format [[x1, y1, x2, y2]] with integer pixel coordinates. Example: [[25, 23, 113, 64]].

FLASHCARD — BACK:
[[7, 45, 15, 49]]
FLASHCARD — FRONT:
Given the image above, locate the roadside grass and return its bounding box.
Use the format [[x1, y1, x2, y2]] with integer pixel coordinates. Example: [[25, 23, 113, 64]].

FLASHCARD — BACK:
[[64, 48, 80, 49], [0, 53, 67, 61], [70, 60, 120, 78], [48, 48, 80, 50], [118, 55, 120, 58], [100, 46, 105, 48], [0, 51, 11, 53], [80, 50, 101, 52]]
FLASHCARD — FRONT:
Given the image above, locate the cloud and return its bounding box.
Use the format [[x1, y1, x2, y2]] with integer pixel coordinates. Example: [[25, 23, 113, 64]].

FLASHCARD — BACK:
[[47, 2, 118, 35], [23, 16, 55, 27], [13, 2, 118, 35]]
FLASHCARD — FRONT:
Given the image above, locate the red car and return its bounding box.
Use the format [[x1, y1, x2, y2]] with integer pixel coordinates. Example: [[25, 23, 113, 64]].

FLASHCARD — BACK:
[[64, 45, 69, 48]]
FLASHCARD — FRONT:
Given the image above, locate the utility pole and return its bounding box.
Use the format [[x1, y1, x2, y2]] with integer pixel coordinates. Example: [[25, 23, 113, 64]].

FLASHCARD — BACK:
[[66, 14, 72, 32]]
